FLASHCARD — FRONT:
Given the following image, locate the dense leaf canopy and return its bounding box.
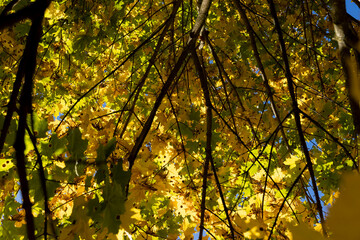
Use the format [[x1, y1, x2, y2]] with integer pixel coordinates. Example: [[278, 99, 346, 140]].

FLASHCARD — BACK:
[[1, 0, 360, 239]]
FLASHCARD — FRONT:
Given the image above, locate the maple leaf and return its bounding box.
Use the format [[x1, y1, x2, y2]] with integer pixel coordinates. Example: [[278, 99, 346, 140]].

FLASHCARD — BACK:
[[326, 173, 360, 240], [1, 0, 360, 239]]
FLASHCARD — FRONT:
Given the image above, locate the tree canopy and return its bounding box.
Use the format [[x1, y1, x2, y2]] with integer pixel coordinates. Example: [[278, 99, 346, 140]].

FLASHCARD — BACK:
[[1, 0, 360, 239]]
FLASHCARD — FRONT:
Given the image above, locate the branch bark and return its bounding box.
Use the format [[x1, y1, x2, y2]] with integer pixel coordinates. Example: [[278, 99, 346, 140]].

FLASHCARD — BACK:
[[0, 0, 51, 153], [332, 0, 360, 136]]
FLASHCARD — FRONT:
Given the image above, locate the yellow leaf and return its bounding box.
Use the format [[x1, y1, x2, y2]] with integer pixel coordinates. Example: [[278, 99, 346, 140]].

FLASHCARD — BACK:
[[288, 221, 325, 240], [181, 218, 196, 239], [272, 167, 286, 182], [284, 155, 299, 169], [120, 198, 143, 233], [0, 158, 14, 171], [327, 172, 360, 240], [243, 217, 267, 239]]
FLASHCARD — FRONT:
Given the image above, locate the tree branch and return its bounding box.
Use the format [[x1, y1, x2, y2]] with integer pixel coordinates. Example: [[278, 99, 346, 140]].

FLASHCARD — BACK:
[[13, 1, 50, 239], [0, 0, 20, 17], [54, 18, 169, 132], [25, 124, 55, 240], [268, 165, 308, 239], [205, 33, 261, 145], [192, 49, 235, 239], [0, 0, 49, 30], [267, 0, 327, 236], [299, 109, 359, 170], [126, 0, 213, 173]]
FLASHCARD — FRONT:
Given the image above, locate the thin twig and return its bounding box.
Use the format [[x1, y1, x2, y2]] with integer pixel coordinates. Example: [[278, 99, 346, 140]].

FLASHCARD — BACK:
[[114, 0, 182, 137], [232, 0, 291, 151], [54, 19, 170, 132], [268, 165, 308, 239]]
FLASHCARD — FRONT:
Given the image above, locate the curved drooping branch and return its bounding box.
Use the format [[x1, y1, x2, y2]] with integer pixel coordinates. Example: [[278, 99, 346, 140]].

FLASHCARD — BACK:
[[126, 0, 213, 174], [267, 0, 327, 236], [7, 1, 51, 239]]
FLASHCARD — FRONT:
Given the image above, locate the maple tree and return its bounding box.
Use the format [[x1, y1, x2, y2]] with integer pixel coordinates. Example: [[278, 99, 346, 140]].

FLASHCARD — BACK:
[[1, 0, 360, 239]]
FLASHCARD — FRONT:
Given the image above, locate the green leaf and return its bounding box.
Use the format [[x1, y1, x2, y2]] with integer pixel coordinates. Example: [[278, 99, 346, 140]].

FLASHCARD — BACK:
[[30, 171, 60, 204], [111, 161, 131, 189], [104, 138, 116, 160], [102, 182, 127, 233], [88, 195, 105, 224], [94, 138, 117, 184], [41, 133, 67, 157], [24, 132, 33, 155], [178, 122, 193, 138], [0, 115, 17, 147], [67, 128, 88, 160], [0, 196, 26, 239], [30, 113, 48, 138], [189, 107, 200, 122], [87, 182, 127, 234]]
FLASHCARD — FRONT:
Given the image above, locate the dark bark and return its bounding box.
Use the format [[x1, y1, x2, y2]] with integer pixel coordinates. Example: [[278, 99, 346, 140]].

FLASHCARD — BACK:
[[1, 0, 51, 239]]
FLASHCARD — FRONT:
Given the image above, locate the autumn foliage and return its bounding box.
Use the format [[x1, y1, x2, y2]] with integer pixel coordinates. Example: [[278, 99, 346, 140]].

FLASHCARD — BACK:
[[1, 0, 360, 239]]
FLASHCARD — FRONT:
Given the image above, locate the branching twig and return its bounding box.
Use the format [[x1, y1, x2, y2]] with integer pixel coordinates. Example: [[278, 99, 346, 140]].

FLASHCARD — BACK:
[[299, 109, 358, 170], [54, 19, 169, 132], [232, 0, 291, 151], [126, 0, 213, 174], [205, 34, 261, 145], [114, 0, 182, 137], [268, 165, 308, 239], [25, 124, 56, 240]]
